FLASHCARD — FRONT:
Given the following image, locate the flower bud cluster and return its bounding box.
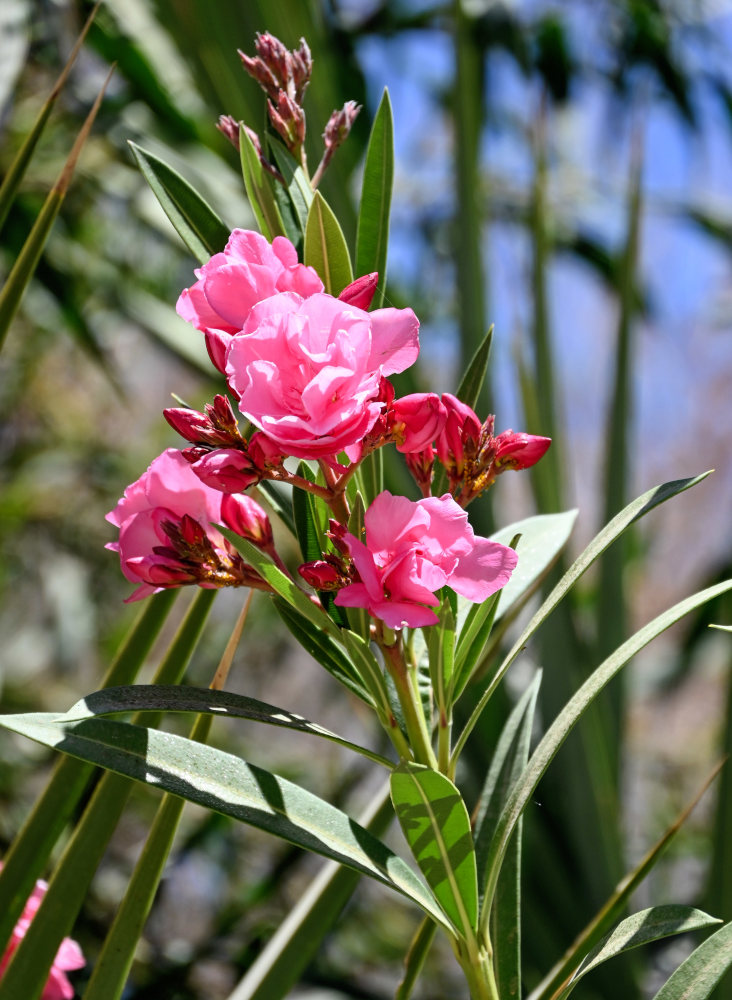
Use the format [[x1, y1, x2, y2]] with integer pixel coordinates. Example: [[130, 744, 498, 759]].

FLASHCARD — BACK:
[[435, 393, 551, 506]]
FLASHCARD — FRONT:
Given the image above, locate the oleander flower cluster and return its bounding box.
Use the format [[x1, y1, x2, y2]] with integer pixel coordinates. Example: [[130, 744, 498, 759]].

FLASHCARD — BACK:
[[107, 228, 550, 629]]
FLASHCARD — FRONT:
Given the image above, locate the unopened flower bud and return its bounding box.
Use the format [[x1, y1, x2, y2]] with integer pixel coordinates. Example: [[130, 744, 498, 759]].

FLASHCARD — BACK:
[[493, 430, 552, 471], [339, 272, 379, 310], [248, 432, 284, 470], [323, 101, 360, 151], [391, 393, 447, 454], [164, 407, 214, 444], [207, 394, 241, 437], [217, 114, 241, 150], [298, 558, 346, 591], [405, 446, 435, 498], [221, 494, 273, 548], [291, 38, 313, 101], [191, 448, 260, 492], [268, 91, 306, 150]]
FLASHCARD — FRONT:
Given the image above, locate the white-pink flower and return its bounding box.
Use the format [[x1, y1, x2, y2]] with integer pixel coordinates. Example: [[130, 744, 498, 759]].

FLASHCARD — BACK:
[[0, 870, 85, 1000], [176, 229, 323, 371], [334, 491, 517, 628], [225, 291, 419, 460]]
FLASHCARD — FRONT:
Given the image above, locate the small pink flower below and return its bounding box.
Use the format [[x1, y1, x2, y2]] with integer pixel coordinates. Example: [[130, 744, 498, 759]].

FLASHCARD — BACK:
[[334, 491, 517, 629], [0, 867, 85, 999]]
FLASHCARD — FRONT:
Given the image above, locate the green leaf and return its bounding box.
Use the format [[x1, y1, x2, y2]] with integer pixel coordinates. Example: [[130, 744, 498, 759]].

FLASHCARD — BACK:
[[0, 590, 213, 1000], [256, 481, 297, 538], [228, 783, 393, 1000], [239, 124, 287, 242], [0, 590, 177, 956], [558, 907, 721, 1000], [356, 88, 394, 308], [476, 673, 541, 998], [0, 68, 113, 354], [396, 917, 438, 1000], [82, 710, 214, 1000], [219, 528, 339, 638], [474, 672, 542, 884], [490, 510, 578, 625], [268, 138, 314, 239], [58, 684, 392, 769], [0, 2, 100, 235], [304, 190, 354, 295], [273, 599, 370, 703], [652, 921, 732, 1000], [455, 325, 494, 412], [480, 577, 732, 922], [292, 462, 327, 564], [391, 762, 477, 938], [0, 714, 448, 929], [527, 762, 724, 1000], [451, 473, 712, 767], [128, 142, 230, 264], [426, 595, 456, 712]]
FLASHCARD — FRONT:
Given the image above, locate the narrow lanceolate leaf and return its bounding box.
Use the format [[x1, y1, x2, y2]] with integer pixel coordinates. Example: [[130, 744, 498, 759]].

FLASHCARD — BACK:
[[0, 67, 113, 353], [273, 599, 371, 703], [239, 124, 287, 243], [480, 577, 732, 921], [57, 684, 392, 768], [652, 921, 732, 1000], [527, 762, 725, 1000], [128, 142, 230, 264], [0, 713, 448, 929], [476, 673, 541, 1000], [0, 590, 177, 956], [356, 88, 394, 308], [451, 473, 712, 767], [219, 528, 339, 638], [81, 712, 214, 1000], [292, 461, 327, 564], [455, 325, 494, 412], [391, 762, 478, 938], [304, 190, 354, 295], [268, 138, 313, 240], [0, 2, 101, 234], [228, 783, 394, 1000], [557, 907, 720, 1000]]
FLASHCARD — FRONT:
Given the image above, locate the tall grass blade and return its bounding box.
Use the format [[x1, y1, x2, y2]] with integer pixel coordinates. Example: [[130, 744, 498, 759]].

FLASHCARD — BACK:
[[0, 590, 177, 954], [228, 784, 394, 1000], [0, 2, 101, 235], [0, 590, 214, 1000], [0, 66, 113, 353]]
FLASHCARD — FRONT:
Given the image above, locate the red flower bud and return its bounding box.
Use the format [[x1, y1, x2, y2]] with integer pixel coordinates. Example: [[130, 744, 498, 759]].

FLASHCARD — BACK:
[[391, 393, 447, 454], [190, 448, 260, 493], [493, 431, 552, 470], [339, 272, 379, 310], [298, 559, 346, 591], [164, 407, 214, 444], [216, 115, 241, 150], [323, 101, 361, 151], [248, 432, 285, 470], [221, 494, 273, 548]]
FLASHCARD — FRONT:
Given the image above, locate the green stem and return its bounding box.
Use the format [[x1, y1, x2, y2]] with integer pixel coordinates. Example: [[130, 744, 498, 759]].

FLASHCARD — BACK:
[[437, 707, 452, 775], [378, 630, 437, 768], [455, 937, 500, 1000]]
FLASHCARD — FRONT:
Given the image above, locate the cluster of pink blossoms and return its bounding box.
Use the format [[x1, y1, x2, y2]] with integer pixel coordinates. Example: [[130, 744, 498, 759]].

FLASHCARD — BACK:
[[0, 869, 85, 999], [107, 228, 550, 628]]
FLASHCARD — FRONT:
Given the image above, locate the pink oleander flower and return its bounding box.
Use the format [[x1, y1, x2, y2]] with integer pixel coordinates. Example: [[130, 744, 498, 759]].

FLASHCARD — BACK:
[[105, 449, 270, 601], [0, 868, 85, 999], [225, 291, 420, 460], [334, 491, 517, 629], [176, 229, 324, 372]]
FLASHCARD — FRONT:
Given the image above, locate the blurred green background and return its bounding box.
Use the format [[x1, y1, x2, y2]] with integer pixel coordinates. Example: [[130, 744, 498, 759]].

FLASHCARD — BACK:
[[1, 1, 732, 997]]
